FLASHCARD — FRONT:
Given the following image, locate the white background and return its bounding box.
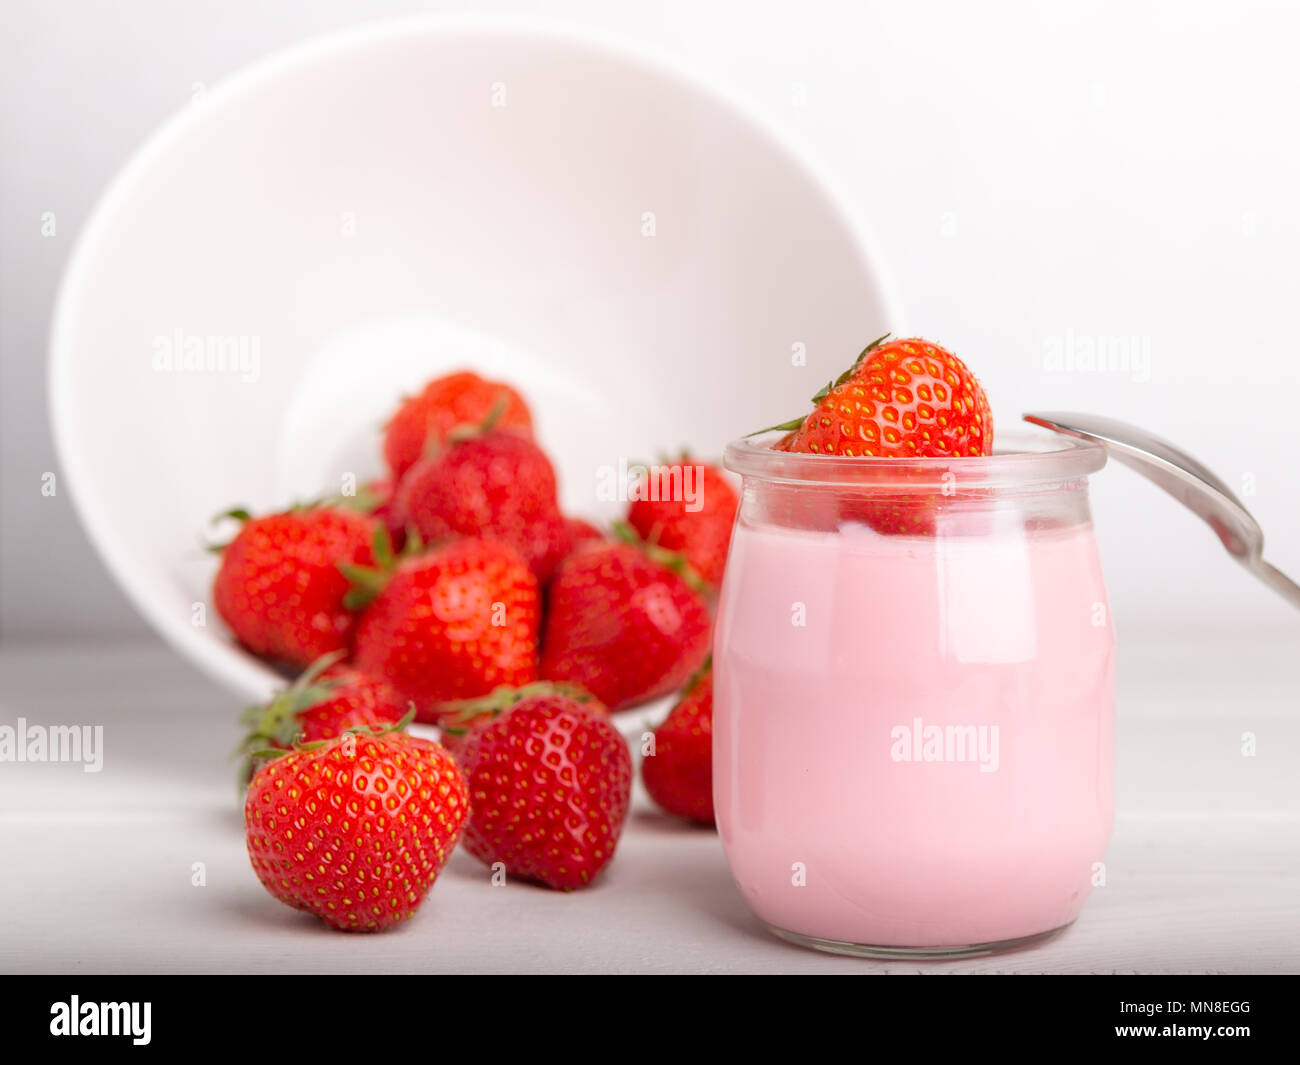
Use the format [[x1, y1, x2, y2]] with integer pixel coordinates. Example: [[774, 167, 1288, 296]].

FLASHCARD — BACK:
[[3, 0, 1298, 641]]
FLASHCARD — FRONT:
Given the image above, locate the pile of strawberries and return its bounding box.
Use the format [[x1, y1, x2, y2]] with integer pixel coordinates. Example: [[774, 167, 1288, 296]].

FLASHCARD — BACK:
[[215, 371, 735, 931], [219, 338, 990, 933]]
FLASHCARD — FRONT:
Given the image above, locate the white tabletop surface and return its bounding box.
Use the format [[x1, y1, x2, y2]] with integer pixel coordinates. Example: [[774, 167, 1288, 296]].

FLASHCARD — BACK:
[[1, 632, 1296, 975]]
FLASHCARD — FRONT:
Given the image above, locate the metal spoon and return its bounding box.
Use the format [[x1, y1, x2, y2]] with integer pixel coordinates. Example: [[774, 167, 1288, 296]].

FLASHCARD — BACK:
[[1024, 411, 1300, 610]]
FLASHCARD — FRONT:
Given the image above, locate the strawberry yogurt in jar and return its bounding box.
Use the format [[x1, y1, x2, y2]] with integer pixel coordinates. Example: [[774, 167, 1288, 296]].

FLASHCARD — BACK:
[[714, 430, 1114, 957]]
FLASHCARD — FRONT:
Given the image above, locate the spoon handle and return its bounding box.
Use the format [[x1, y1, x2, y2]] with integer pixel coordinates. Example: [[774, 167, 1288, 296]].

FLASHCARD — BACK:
[[1024, 411, 1300, 612], [1249, 560, 1300, 611]]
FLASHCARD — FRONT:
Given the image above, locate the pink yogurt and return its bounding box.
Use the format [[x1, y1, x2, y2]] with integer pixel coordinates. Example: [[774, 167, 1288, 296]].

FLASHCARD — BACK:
[[713, 505, 1115, 955]]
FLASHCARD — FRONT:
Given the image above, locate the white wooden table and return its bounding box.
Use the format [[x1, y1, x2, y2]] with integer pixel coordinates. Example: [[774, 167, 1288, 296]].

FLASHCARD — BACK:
[[1, 633, 1296, 974]]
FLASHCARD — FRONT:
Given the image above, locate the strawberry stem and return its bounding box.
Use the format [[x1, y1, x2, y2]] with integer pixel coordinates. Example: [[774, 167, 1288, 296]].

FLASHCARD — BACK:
[[446, 393, 508, 444]]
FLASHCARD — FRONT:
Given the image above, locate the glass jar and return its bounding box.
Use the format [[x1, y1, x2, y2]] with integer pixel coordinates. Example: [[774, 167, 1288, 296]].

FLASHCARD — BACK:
[[714, 431, 1114, 958]]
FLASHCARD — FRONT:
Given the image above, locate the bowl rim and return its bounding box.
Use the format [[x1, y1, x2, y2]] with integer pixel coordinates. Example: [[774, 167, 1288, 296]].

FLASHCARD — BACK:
[[46, 13, 906, 701]]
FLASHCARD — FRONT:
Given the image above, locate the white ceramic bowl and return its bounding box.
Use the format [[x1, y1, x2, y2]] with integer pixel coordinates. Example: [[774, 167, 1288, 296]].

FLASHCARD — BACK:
[[49, 15, 902, 705]]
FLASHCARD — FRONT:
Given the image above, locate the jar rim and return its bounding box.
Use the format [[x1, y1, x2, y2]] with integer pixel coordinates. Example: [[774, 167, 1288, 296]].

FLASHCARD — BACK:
[[724, 427, 1107, 488]]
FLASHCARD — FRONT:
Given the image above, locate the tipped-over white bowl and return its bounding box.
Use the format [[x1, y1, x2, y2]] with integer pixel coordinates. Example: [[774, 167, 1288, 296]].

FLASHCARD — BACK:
[[49, 15, 901, 705]]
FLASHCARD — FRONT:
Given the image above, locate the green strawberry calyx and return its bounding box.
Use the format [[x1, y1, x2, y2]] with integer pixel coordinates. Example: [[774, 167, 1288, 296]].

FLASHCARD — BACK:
[[682, 651, 713, 696], [242, 704, 418, 768], [746, 332, 891, 437], [439, 681, 601, 736], [204, 505, 254, 553], [442, 393, 509, 448], [233, 650, 347, 780], [610, 520, 711, 597], [339, 523, 426, 610], [204, 497, 337, 553], [212, 505, 253, 524], [331, 482, 389, 515]]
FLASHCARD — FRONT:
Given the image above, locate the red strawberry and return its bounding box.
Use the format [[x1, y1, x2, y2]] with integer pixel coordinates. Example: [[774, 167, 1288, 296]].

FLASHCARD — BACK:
[[235, 652, 406, 780], [350, 538, 541, 723], [245, 725, 468, 931], [642, 658, 714, 825], [756, 336, 993, 535], [540, 528, 711, 710], [775, 335, 992, 459], [212, 506, 377, 668], [397, 431, 567, 582], [627, 459, 738, 587], [384, 371, 532, 480], [453, 688, 632, 889]]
